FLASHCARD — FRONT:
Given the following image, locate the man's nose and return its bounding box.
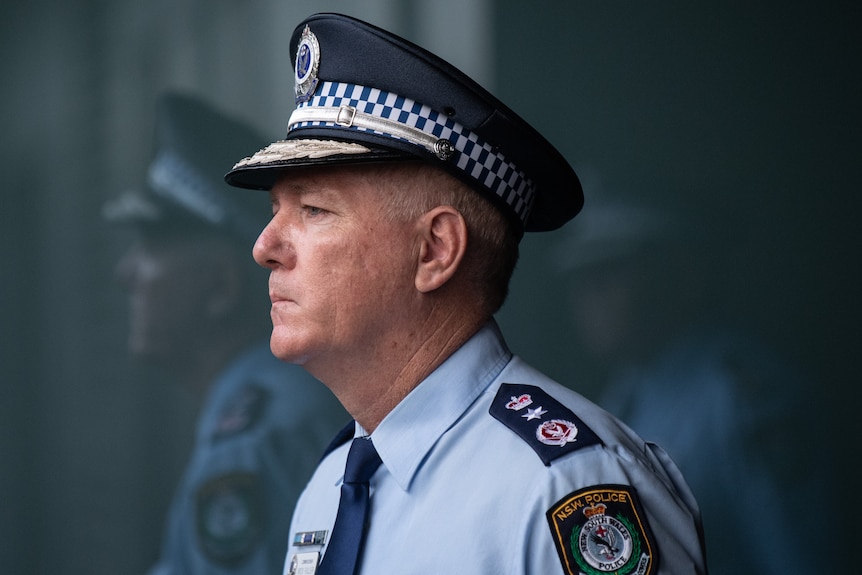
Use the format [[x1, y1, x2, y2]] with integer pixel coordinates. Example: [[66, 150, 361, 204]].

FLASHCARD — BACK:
[[253, 220, 297, 270]]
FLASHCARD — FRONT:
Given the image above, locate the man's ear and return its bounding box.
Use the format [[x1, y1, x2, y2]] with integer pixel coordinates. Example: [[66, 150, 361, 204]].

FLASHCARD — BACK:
[[415, 206, 468, 293]]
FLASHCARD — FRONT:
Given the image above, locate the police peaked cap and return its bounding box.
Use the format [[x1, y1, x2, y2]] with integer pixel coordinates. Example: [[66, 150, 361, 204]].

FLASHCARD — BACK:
[[225, 13, 583, 236], [104, 92, 271, 246]]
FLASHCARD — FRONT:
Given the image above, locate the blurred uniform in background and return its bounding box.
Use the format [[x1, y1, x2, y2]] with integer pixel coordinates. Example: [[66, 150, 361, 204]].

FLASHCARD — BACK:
[[554, 194, 829, 574], [104, 93, 347, 575]]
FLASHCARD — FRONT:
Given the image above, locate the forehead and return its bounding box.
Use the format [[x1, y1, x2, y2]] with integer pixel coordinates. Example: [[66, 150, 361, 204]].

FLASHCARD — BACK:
[[270, 164, 404, 203]]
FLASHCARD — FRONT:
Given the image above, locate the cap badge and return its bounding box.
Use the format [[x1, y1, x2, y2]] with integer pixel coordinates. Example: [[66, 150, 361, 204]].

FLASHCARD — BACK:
[[295, 25, 320, 104]]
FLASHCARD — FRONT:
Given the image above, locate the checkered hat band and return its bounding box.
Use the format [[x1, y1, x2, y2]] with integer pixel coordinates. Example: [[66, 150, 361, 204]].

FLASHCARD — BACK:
[[290, 81, 535, 224]]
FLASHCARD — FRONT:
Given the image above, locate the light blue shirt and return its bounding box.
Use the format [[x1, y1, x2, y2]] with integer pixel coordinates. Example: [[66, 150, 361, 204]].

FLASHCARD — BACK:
[[285, 322, 706, 575]]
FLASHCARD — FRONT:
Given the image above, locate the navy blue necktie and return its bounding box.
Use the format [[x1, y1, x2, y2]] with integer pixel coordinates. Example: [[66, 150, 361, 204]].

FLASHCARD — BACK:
[[318, 437, 382, 575]]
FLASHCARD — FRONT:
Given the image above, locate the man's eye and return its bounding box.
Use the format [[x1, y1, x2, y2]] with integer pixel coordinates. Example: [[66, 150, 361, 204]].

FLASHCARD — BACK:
[[304, 205, 326, 217]]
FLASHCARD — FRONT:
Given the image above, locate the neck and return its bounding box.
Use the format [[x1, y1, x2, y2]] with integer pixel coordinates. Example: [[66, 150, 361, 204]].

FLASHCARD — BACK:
[[311, 301, 486, 433]]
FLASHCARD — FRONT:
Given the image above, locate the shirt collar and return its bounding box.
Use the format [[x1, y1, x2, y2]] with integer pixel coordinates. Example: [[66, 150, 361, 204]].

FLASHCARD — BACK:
[[368, 320, 512, 491]]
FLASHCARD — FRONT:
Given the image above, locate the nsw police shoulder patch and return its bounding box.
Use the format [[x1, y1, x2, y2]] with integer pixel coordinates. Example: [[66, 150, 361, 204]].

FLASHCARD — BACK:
[[489, 383, 601, 465], [546, 485, 658, 575]]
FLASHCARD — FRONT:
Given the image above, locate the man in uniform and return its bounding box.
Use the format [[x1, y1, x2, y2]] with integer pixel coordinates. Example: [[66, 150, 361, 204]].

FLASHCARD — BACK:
[[105, 93, 346, 574], [225, 14, 707, 575]]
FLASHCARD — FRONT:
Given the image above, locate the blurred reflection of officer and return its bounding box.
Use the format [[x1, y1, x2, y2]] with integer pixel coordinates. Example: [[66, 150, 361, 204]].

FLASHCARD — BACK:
[[104, 93, 347, 575], [554, 194, 830, 575]]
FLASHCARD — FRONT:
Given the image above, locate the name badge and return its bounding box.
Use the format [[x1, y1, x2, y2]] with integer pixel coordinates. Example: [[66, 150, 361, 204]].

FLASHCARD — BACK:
[[287, 551, 320, 575]]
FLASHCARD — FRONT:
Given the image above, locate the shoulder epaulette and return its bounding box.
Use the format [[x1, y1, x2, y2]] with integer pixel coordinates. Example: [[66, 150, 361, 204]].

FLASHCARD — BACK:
[[489, 383, 602, 466]]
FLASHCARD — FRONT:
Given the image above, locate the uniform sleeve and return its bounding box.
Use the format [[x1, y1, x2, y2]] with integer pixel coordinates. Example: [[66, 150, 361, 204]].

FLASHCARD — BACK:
[[176, 378, 345, 575], [489, 381, 706, 575], [528, 443, 707, 575]]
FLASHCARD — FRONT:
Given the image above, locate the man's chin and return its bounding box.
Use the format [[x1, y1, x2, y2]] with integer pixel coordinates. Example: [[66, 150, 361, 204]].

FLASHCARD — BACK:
[[268, 337, 311, 366]]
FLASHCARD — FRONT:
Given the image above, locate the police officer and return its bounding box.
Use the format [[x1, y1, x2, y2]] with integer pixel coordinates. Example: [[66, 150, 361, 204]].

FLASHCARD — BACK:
[[105, 93, 346, 575], [225, 14, 707, 575]]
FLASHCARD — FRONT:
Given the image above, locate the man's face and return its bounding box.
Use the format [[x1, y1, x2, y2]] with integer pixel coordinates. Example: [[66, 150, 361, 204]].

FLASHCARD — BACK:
[[253, 166, 419, 378], [115, 232, 219, 367]]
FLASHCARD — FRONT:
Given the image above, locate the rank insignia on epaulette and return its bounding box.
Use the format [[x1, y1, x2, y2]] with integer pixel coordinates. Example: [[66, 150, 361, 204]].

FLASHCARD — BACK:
[[546, 485, 658, 575], [490, 383, 601, 465]]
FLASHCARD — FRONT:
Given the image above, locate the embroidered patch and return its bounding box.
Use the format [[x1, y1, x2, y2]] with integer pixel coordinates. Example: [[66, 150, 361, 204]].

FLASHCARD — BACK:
[[213, 385, 269, 439], [490, 383, 601, 465], [196, 472, 263, 564], [537, 419, 579, 446], [547, 485, 658, 575]]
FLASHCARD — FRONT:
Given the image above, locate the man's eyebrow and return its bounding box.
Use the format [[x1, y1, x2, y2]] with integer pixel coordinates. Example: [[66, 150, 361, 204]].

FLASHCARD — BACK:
[[271, 181, 343, 206], [271, 180, 312, 199]]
